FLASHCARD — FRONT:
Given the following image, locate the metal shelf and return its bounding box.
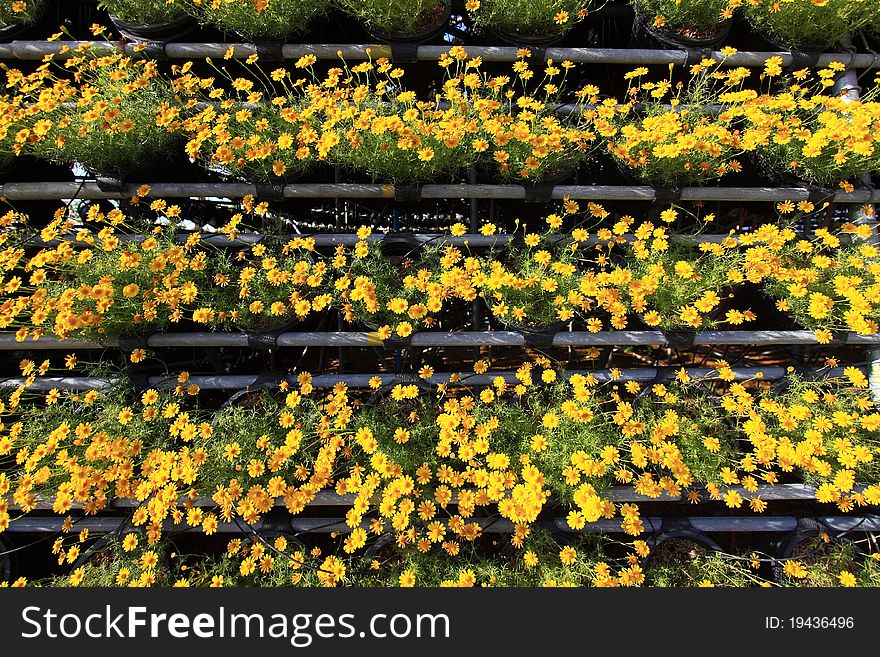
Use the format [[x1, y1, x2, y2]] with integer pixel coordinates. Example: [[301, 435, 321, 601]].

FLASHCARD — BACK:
[[0, 367, 852, 391], [0, 40, 876, 69], [1, 182, 874, 203], [0, 330, 875, 351]]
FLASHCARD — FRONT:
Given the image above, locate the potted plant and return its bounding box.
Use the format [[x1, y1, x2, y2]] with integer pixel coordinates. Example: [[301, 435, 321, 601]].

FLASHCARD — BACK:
[[323, 54, 481, 183], [742, 0, 877, 51], [183, 0, 331, 41], [177, 60, 327, 183], [738, 372, 880, 504], [774, 532, 880, 587], [0, 93, 28, 174], [477, 55, 599, 182], [740, 66, 880, 187], [6, 209, 331, 339], [0, 0, 44, 40], [99, 0, 196, 42], [757, 223, 880, 341], [358, 528, 607, 587], [336, 0, 451, 43], [202, 385, 341, 500], [644, 537, 769, 586], [224, 237, 333, 333], [6, 381, 189, 515], [606, 217, 753, 331], [177, 536, 323, 587], [332, 232, 472, 336], [631, 0, 735, 49], [467, 0, 594, 45], [516, 376, 622, 507], [56, 535, 175, 587], [626, 379, 743, 496], [475, 229, 592, 334], [598, 62, 745, 186], [11, 44, 181, 181]]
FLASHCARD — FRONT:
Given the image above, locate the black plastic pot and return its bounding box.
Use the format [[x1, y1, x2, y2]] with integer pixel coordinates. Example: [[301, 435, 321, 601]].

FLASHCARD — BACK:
[[109, 12, 196, 42], [70, 533, 173, 585], [0, 20, 28, 41], [0, 153, 16, 176], [772, 519, 875, 586], [649, 528, 723, 554], [642, 528, 725, 585], [478, 162, 579, 185], [750, 23, 831, 53], [0, 534, 13, 583], [212, 382, 282, 426], [488, 24, 566, 47], [235, 313, 308, 336], [630, 4, 732, 49], [367, 0, 451, 43], [500, 318, 567, 335]]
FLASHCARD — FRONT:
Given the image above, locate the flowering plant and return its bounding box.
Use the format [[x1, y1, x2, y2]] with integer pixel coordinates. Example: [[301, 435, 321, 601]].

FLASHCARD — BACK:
[[1, 205, 330, 340], [199, 386, 343, 503], [779, 535, 880, 587], [519, 377, 622, 500], [634, 0, 737, 36], [624, 379, 743, 496], [322, 54, 482, 183], [0, 0, 42, 27], [335, 0, 448, 36], [644, 540, 768, 587], [182, 0, 330, 40], [50, 535, 174, 588], [176, 55, 331, 182], [0, 93, 28, 169], [332, 229, 476, 336], [8, 38, 181, 176], [733, 371, 880, 508], [740, 64, 880, 186], [177, 536, 332, 587], [478, 54, 599, 181], [742, 0, 877, 49], [607, 215, 753, 330], [756, 222, 880, 339], [467, 0, 593, 39], [6, 380, 195, 516], [475, 223, 593, 329], [98, 0, 185, 24], [598, 60, 746, 185]]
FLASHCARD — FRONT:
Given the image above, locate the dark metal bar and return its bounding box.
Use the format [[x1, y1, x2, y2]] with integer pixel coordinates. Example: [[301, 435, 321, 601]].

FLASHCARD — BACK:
[[3, 182, 878, 203], [0, 40, 875, 68]]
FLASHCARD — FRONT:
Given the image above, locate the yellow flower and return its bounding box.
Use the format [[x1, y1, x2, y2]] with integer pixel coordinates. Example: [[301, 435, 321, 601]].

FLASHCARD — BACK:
[[838, 571, 857, 587], [559, 546, 577, 565]]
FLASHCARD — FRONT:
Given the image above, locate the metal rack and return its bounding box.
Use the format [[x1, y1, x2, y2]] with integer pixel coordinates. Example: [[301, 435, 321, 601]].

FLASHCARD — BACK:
[[0, 367, 854, 391], [2, 21, 879, 553], [2, 182, 875, 202], [0, 331, 877, 350], [0, 40, 878, 68]]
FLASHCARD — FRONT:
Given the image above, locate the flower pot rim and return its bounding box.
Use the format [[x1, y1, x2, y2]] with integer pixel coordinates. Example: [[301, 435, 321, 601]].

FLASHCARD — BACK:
[[632, 3, 733, 48], [108, 11, 197, 43], [368, 0, 451, 42]]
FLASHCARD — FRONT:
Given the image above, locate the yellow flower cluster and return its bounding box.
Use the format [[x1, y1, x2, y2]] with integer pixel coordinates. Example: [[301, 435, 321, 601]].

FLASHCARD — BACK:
[[4, 199, 880, 340], [742, 0, 878, 49], [6, 41, 879, 187], [2, 356, 879, 587], [0, 0, 42, 27]]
